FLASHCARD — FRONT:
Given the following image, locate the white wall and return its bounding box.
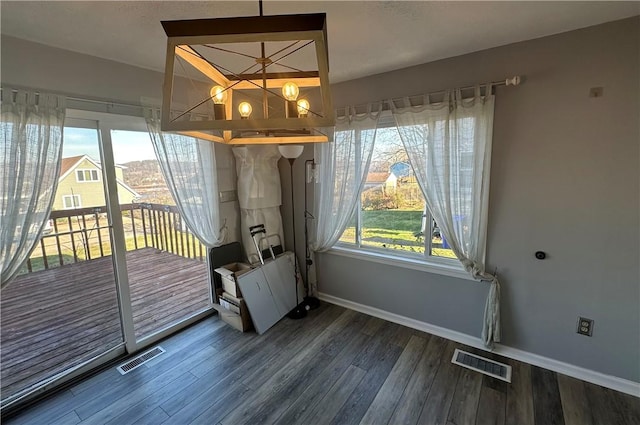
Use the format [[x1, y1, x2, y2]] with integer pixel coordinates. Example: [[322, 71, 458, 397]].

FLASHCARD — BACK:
[[312, 17, 640, 383]]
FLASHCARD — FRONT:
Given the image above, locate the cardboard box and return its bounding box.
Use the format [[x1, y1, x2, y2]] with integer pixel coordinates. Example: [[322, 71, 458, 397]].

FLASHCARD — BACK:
[[214, 262, 252, 297], [219, 297, 240, 314], [213, 294, 253, 332]]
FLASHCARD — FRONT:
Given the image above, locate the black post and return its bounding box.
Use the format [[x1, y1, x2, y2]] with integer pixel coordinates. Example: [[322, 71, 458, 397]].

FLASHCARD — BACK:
[[303, 159, 320, 310], [287, 157, 307, 319]]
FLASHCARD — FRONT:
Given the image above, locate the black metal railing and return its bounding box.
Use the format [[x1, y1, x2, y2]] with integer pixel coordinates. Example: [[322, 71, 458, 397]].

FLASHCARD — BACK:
[[24, 203, 205, 273]]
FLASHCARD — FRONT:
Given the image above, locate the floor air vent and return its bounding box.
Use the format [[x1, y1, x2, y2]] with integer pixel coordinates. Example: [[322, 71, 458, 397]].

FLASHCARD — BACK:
[[117, 346, 165, 375], [451, 348, 512, 382]]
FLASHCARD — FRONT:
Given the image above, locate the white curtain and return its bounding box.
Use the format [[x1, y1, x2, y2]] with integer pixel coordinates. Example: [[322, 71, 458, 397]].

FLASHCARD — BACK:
[[145, 110, 225, 249], [391, 86, 500, 347], [1, 89, 66, 289], [309, 107, 380, 295]]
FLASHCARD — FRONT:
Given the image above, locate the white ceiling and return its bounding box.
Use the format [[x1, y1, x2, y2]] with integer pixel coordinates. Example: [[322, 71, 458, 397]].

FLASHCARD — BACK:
[[2, 1, 638, 83]]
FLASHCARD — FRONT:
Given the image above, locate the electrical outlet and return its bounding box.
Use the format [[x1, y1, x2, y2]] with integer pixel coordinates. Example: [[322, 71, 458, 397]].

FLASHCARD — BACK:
[[577, 317, 593, 336]]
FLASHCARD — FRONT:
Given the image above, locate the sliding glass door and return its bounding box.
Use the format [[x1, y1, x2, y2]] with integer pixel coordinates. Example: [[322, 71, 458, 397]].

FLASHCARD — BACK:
[[1, 121, 124, 404], [1, 112, 214, 408], [109, 129, 211, 342]]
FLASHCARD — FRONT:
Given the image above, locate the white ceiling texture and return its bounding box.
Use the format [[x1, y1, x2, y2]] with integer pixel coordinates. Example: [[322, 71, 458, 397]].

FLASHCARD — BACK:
[[1, 1, 638, 83]]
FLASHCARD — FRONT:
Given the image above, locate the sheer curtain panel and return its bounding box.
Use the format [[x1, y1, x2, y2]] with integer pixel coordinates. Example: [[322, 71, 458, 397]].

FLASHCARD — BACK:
[[1, 89, 66, 288], [146, 110, 224, 248], [391, 86, 501, 347], [309, 107, 380, 295]]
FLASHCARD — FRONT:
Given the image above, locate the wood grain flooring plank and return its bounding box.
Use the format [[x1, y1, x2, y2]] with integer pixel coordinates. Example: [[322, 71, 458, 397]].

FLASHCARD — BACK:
[[69, 316, 221, 395], [359, 335, 428, 425], [73, 343, 217, 421], [416, 340, 462, 425], [141, 317, 227, 369], [557, 374, 593, 425], [274, 330, 371, 425], [103, 371, 199, 425], [352, 321, 403, 372], [614, 391, 640, 425], [446, 368, 482, 425], [233, 350, 334, 425], [163, 378, 251, 425], [2, 389, 78, 425], [48, 410, 81, 425], [218, 312, 354, 425], [161, 321, 308, 416], [184, 385, 253, 425], [388, 334, 445, 425], [238, 306, 350, 390], [329, 337, 404, 425], [362, 315, 385, 336], [584, 382, 630, 425], [505, 358, 534, 425], [531, 366, 565, 425], [79, 370, 195, 424], [476, 386, 506, 425], [321, 310, 370, 357], [377, 321, 414, 349], [298, 365, 367, 425], [130, 406, 170, 425]]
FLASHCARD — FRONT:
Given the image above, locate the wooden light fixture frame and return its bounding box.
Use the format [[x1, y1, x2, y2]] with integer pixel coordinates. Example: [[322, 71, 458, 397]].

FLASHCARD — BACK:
[[161, 13, 333, 145]]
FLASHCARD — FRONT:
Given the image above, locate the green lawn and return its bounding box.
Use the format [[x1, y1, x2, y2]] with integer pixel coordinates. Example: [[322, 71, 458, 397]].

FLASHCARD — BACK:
[[340, 210, 457, 259], [362, 210, 424, 232]]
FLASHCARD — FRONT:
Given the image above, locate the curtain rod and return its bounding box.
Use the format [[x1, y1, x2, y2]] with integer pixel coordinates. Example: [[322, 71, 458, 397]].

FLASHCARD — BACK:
[[3, 75, 522, 118], [336, 75, 522, 114], [0, 86, 145, 110]]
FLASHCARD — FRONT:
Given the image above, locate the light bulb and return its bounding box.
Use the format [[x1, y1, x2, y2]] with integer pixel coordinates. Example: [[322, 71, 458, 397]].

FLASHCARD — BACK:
[[210, 85, 228, 105], [282, 82, 299, 101], [297, 99, 310, 117], [238, 102, 252, 119]]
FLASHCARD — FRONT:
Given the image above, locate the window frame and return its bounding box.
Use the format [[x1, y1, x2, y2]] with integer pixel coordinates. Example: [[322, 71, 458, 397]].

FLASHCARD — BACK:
[[76, 169, 100, 182], [333, 114, 468, 279], [62, 194, 82, 209]]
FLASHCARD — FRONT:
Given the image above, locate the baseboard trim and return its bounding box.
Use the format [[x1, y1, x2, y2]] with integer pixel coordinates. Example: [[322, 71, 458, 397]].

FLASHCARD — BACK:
[[318, 292, 640, 397]]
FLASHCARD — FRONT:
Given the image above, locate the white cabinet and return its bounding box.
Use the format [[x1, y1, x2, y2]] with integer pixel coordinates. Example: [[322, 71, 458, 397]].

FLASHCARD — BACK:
[[237, 252, 298, 334]]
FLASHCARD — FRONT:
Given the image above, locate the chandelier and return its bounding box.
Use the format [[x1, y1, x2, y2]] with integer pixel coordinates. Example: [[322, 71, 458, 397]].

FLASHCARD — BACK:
[[160, 2, 333, 145]]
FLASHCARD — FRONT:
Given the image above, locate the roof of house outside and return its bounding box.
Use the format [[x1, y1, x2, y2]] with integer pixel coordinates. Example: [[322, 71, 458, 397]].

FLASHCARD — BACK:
[[366, 172, 391, 183], [60, 155, 85, 176]]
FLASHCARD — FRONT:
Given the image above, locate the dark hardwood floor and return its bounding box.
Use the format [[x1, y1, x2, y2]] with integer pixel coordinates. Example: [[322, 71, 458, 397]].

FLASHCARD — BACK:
[[4, 303, 639, 425]]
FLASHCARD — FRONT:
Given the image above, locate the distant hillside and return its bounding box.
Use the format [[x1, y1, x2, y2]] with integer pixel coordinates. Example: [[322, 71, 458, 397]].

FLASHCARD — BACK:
[[121, 160, 164, 187], [121, 160, 174, 205]]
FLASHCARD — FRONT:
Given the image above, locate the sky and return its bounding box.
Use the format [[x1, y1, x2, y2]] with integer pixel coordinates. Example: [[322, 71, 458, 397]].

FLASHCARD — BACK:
[[62, 128, 157, 164]]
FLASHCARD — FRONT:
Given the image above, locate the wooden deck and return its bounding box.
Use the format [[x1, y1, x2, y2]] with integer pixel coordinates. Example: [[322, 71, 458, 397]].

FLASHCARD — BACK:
[[1, 248, 210, 402]]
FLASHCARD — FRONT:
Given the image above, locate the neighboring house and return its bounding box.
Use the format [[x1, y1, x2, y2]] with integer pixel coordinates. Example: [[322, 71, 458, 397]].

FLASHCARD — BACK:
[[364, 171, 397, 194], [52, 155, 139, 210]]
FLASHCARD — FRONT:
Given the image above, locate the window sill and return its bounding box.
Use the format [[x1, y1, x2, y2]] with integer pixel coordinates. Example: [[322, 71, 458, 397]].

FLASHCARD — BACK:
[[326, 245, 474, 281]]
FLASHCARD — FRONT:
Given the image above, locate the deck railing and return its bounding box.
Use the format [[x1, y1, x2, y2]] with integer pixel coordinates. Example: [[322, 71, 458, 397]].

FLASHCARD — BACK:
[[24, 203, 206, 273]]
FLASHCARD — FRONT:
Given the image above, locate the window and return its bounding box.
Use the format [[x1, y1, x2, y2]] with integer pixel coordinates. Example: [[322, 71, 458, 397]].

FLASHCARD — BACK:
[[76, 169, 99, 182], [338, 125, 456, 262], [62, 194, 81, 209]]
